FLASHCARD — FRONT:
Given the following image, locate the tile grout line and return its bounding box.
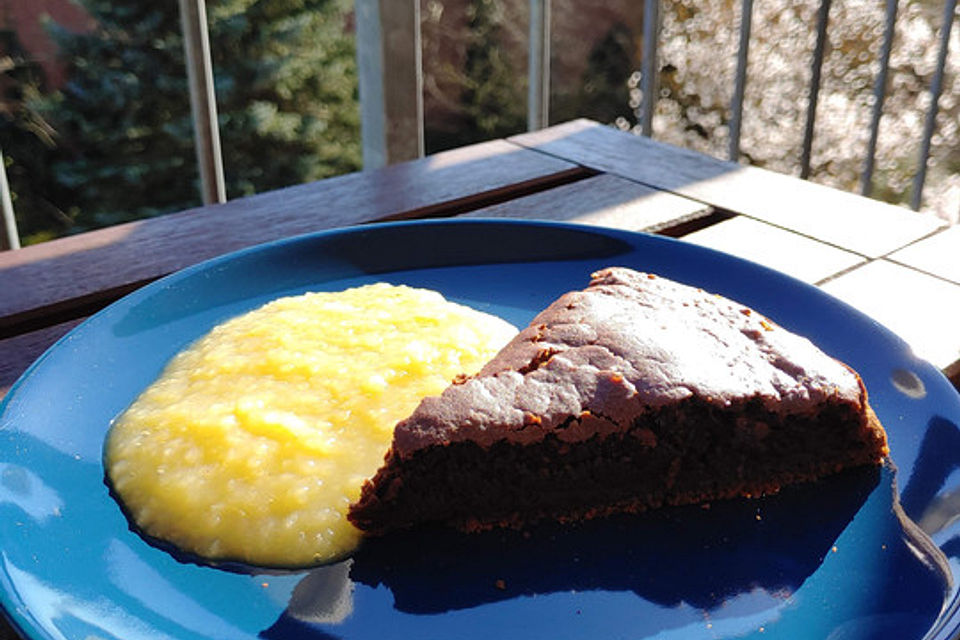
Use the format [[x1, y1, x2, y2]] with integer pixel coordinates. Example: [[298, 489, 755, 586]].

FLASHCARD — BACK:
[[879, 226, 960, 287], [820, 226, 960, 289], [813, 259, 873, 288]]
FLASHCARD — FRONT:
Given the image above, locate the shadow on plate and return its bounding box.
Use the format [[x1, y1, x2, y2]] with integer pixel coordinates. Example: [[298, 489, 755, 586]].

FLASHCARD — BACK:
[[262, 460, 952, 639], [348, 465, 881, 614]]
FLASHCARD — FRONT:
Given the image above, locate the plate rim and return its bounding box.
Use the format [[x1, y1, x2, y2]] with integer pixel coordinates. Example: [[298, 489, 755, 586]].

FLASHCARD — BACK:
[[2, 217, 960, 640]]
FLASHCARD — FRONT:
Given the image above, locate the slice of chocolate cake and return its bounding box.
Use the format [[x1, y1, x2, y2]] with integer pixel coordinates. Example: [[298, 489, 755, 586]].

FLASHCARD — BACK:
[[349, 267, 889, 535]]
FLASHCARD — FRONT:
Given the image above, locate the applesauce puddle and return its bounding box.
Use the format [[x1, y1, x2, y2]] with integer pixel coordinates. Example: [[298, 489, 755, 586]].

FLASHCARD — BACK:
[[105, 283, 517, 567]]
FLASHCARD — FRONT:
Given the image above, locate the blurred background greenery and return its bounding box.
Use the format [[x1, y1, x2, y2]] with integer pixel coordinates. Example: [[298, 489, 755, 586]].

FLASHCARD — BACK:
[[1, 0, 957, 246]]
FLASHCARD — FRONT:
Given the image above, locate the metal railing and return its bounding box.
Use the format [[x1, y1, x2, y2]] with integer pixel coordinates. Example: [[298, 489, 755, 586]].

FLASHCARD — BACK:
[[911, 0, 958, 210], [2, 0, 957, 251], [356, 0, 424, 167], [179, 0, 226, 206], [353, 0, 958, 210], [0, 149, 19, 250]]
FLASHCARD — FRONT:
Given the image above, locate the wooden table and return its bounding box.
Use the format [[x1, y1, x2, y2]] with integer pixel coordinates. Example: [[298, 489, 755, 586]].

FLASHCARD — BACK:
[[1, 118, 959, 638]]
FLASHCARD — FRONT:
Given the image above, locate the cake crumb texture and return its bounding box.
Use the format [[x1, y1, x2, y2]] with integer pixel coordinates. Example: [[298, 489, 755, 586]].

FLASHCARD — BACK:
[[350, 268, 888, 535]]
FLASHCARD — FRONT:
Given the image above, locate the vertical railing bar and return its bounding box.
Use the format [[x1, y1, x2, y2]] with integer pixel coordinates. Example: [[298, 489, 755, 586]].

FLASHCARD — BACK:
[[0, 148, 21, 251], [399, 0, 425, 159], [527, 0, 551, 131], [640, 0, 660, 137], [356, 0, 422, 168], [800, 0, 831, 179], [179, 0, 226, 205], [728, 0, 753, 161], [356, 0, 387, 168], [910, 0, 956, 211], [860, 0, 898, 197]]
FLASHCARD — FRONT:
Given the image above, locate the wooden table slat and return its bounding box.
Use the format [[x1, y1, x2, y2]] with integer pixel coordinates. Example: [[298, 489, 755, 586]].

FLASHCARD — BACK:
[[0, 320, 82, 400], [683, 215, 868, 284], [510, 119, 946, 258], [0, 140, 582, 336], [820, 259, 960, 375], [887, 225, 960, 286], [459, 173, 713, 233]]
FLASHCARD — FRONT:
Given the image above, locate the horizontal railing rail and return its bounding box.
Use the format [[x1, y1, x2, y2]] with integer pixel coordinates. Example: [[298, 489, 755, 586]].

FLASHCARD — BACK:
[[2, 0, 957, 251]]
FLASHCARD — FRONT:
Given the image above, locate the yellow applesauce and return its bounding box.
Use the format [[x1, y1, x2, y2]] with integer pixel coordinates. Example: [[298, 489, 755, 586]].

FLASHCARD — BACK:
[[104, 283, 517, 567]]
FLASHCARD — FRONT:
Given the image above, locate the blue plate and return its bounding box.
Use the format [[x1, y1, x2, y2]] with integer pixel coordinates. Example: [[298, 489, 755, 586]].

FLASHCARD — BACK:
[[3, 219, 960, 640]]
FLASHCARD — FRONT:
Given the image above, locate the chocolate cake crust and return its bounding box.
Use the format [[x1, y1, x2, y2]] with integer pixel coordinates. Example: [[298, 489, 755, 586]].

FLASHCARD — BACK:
[[393, 268, 867, 456], [350, 267, 888, 534]]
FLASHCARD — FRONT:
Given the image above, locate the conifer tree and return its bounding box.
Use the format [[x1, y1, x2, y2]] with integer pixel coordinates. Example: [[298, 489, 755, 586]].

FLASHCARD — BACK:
[[42, 0, 361, 231], [1, 27, 73, 242], [457, 0, 526, 144]]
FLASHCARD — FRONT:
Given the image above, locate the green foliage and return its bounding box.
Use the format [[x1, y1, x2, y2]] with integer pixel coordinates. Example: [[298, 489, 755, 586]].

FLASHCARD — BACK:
[[459, 0, 525, 140], [425, 0, 525, 152], [210, 0, 361, 197], [30, 0, 361, 234], [42, 5, 197, 230], [552, 22, 635, 126], [1, 28, 75, 243]]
